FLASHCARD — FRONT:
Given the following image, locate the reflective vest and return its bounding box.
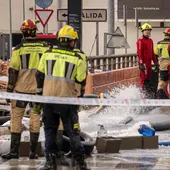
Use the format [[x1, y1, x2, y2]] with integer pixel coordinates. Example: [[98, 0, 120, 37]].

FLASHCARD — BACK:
[[10, 39, 49, 93], [38, 47, 87, 97], [155, 39, 170, 58]]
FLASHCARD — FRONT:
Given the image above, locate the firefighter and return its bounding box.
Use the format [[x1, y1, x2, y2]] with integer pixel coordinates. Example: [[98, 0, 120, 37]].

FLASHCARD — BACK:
[[36, 25, 90, 170], [136, 23, 158, 98], [54, 31, 87, 166], [1, 19, 49, 160], [155, 28, 170, 99]]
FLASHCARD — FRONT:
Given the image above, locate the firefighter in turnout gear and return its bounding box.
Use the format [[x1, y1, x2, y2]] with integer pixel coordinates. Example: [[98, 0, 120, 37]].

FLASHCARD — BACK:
[[36, 25, 90, 170], [54, 31, 87, 166], [155, 28, 170, 99], [136, 23, 158, 98], [1, 19, 49, 160]]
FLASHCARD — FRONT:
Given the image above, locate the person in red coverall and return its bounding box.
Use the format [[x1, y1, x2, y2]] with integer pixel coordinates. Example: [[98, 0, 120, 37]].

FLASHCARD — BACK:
[[136, 23, 159, 98]]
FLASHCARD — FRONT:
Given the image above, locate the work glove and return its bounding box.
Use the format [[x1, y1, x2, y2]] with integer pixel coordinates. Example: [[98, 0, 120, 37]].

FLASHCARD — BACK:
[[139, 64, 146, 72], [143, 80, 150, 86], [78, 89, 85, 98], [154, 63, 159, 72], [6, 87, 13, 104], [6, 99, 11, 104], [31, 88, 43, 114], [31, 102, 42, 114], [36, 89, 43, 96]]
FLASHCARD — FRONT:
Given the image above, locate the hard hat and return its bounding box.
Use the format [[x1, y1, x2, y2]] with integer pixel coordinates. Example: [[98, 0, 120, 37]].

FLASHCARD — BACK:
[[58, 25, 78, 40], [20, 19, 37, 33], [164, 28, 170, 36], [141, 23, 152, 32]]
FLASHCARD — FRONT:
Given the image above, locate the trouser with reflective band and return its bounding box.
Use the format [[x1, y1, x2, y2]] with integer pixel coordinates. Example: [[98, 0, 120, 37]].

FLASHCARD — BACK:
[[43, 104, 84, 158], [58, 113, 80, 131], [10, 100, 41, 133], [158, 58, 170, 90]]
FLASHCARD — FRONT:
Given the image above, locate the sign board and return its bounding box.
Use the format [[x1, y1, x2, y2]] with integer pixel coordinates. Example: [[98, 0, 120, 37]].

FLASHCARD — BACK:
[[117, 0, 170, 20], [107, 27, 130, 49], [35, 0, 53, 9], [57, 9, 107, 22], [68, 0, 82, 49], [35, 9, 53, 27]]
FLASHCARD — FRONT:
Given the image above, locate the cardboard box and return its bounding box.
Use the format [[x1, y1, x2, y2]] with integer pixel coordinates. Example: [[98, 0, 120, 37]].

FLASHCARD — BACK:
[[142, 136, 158, 149], [119, 136, 143, 150], [19, 142, 42, 157], [96, 136, 121, 153]]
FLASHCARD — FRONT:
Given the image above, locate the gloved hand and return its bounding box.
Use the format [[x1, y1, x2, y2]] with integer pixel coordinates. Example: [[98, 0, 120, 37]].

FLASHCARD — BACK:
[[144, 80, 150, 86], [6, 87, 13, 104], [78, 89, 85, 98], [154, 63, 159, 72], [36, 88, 43, 96], [139, 64, 146, 72], [31, 102, 42, 114], [6, 99, 11, 104], [31, 89, 43, 113]]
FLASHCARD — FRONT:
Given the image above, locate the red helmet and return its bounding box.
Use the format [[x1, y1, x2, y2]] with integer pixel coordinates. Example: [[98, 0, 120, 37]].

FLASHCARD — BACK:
[[164, 28, 170, 36], [20, 19, 37, 33]]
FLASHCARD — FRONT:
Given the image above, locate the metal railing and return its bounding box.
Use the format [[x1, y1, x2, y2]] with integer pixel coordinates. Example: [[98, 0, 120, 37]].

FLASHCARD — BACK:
[[87, 53, 138, 73]]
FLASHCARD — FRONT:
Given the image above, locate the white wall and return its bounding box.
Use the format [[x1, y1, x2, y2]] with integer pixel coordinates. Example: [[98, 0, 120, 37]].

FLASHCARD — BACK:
[[0, 0, 169, 56]]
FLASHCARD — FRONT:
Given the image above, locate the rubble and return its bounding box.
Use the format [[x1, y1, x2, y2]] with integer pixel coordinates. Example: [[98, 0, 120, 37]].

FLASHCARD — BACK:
[[0, 60, 8, 90]]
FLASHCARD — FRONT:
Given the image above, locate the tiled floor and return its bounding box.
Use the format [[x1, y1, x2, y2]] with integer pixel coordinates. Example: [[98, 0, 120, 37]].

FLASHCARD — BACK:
[[1, 147, 170, 170]]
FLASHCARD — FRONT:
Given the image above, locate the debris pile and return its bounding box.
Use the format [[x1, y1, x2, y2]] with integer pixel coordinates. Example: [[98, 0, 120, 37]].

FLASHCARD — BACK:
[[0, 60, 9, 89]]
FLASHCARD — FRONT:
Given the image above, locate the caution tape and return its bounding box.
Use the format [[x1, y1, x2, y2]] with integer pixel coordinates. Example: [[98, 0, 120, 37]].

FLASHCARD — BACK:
[[0, 92, 170, 106]]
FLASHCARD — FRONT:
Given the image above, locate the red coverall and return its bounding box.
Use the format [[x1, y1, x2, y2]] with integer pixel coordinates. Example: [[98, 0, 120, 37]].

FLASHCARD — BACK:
[[136, 36, 157, 87]]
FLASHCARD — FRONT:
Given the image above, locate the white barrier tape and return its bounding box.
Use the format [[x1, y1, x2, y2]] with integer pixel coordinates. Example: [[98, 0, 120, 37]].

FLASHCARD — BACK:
[[0, 92, 170, 106]]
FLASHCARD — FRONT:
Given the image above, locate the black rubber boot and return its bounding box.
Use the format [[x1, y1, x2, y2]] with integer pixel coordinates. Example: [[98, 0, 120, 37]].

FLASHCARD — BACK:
[[157, 89, 169, 99], [71, 156, 76, 167], [29, 132, 39, 159], [56, 130, 70, 166], [1, 133, 21, 160], [40, 153, 57, 170], [65, 151, 72, 158], [75, 156, 91, 170], [56, 152, 70, 166]]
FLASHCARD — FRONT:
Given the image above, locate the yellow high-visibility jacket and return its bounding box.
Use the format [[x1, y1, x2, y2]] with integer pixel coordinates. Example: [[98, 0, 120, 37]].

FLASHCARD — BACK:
[[73, 48, 87, 96], [37, 47, 87, 97], [9, 39, 49, 94], [155, 38, 170, 58]]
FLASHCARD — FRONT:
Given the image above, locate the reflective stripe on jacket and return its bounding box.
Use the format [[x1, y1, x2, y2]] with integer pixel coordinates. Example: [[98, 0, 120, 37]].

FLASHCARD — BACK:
[[38, 47, 87, 97], [155, 38, 170, 59], [10, 39, 49, 93]]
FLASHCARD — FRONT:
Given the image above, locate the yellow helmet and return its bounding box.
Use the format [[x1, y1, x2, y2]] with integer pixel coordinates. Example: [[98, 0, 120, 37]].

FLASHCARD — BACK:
[[58, 25, 78, 40], [141, 23, 152, 32]]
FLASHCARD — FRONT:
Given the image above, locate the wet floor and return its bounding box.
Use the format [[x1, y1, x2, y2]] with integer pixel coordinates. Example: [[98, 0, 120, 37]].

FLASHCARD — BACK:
[[1, 146, 170, 170]]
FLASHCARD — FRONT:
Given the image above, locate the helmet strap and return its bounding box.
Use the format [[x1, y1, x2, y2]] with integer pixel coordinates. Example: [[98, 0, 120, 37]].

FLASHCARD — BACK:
[[164, 33, 170, 38], [23, 29, 36, 38], [143, 35, 149, 39]]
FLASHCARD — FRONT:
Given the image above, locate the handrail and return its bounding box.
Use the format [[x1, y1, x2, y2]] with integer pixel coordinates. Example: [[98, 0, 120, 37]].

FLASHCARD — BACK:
[[87, 53, 138, 73], [87, 53, 137, 60]]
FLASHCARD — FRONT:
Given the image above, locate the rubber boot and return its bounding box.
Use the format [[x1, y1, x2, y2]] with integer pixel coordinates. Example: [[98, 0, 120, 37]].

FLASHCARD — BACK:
[[56, 130, 69, 166], [29, 132, 39, 159], [56, 152, 70, 166], [157, 89, 169, 99], [40, 153, 57, 170], [75, 156, 91, 170], [1, 133, 21, 160], [71, 156, 76, 167], [65, 151, 72, 158], [65, 151, 75, 166]]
